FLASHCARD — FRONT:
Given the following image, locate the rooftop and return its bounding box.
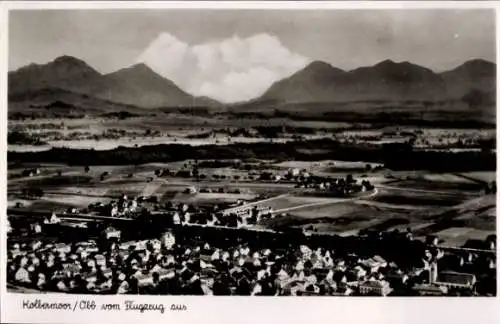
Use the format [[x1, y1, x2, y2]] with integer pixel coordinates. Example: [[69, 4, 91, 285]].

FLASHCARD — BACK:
[[436, 271, 476, 286], [360, 280, 390, 289], [413, 284, 448, 293]]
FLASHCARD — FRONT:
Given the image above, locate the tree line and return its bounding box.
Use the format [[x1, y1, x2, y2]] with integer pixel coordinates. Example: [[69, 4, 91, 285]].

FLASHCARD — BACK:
[[8, 139, 496, 172]]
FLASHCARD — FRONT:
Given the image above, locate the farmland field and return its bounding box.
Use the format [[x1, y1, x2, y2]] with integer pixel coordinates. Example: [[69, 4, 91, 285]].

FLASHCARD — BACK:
[[371, 189, 467, 207], [7, 158, 496, 248], [8, 116, 358, 153], [171, 192, 257, 205], [252, 195, 348, 212], [256, 173, 495, 246], [382, 178, 484, 193], [457, 171, 496, 183]]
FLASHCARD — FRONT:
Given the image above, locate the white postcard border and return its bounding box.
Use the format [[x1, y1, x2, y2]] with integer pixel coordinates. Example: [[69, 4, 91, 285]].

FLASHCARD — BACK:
[[1, 2, 499, 324]]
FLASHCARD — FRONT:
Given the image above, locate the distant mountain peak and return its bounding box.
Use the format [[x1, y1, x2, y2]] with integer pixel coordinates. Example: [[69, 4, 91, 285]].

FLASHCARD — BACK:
[[8, 54, 102, 97], [442, 59, 495, 76], [459, 59, 496, 73], [49, 55, 98, 71], [109, 63, 162, 78], [52, 55, 85, 64], [301, 60, 344, 73], [463, 58, 495, 66], [126, 62, 153, 71], [374, 59, 418, 69], [440, 58, 496, 99], [443, 59, 495, 74], [304, 60, 332, 69], [376, 59, 397, 66], [260, 58, 451, 103]]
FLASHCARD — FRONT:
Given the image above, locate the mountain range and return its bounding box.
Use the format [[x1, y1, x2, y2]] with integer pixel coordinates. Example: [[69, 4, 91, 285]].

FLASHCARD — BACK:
[[258, 59, 495, 104], [8, 55, 496, 113], [8, 55, 217, 109]]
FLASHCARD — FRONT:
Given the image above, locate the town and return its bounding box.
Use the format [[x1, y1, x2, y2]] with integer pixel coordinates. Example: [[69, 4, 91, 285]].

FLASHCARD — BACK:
[[6, 161, 496, 296]]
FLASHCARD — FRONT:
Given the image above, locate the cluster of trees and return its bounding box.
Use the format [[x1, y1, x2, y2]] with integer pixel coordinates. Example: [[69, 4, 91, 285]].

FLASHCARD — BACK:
[[99, 111, 140, 119], [484, 181, 497, 195], [11, 122, 65, 131], [360, 180, 375, 191], [21, 187, 44, 199], [153, 165, 245, 183], [228, 109, 495, 129], [9, 112, 87, 120], [8, 131, 46, 146]]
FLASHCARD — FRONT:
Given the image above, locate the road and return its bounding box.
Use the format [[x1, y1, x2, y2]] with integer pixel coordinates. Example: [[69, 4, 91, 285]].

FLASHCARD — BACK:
[[222, 193, 291, 214], [7, 209, 134, 223], [166, 179, 295, 190], [7, 190, 117, 199]]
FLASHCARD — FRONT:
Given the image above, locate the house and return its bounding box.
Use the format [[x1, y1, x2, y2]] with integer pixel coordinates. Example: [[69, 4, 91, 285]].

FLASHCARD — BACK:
[[301, 170, 310, 178], [359, 280, 392, 296], [55, 243, 71, 253], [44, 212, 61, 224], [184, 186, 197, 194], [183, 212, 191, 224], [348, 265, 367, 280], [100, 171, 110, 180], [386, 269, 409, 285], [128, 199, 138, 212], [435, 271, 476, 289], [6, 218, 12, 233], [372, 255, 387, 267], [426, 235, 439, 246], [103, 227, 121, 240], [487, 258, 496, 269], [30, 223, 42, 233], [173, 212, 181, 225], [360, 256, 387, 273], [110, 206, 119, 217], [413, 283, 448, 296], [22, 169, 36, 177], [332, 284, 353, 296], [486, 235, 496, 250]]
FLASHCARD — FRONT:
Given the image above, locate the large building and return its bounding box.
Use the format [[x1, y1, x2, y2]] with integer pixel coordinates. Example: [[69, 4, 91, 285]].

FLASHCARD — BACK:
[[428, 260, 476, 291], [359, 280, 392, 296], [435, 271, 477, 290], [221, 204, 272, 217], [413, 284, 448, 296]]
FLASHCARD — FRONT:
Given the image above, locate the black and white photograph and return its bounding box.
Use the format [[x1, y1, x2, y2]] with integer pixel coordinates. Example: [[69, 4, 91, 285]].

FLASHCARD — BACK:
[[1, 2, 498, 310]]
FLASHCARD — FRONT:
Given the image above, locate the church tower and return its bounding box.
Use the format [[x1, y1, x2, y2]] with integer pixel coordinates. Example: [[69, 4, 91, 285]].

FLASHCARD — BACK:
[[429, 260, 438, 283]]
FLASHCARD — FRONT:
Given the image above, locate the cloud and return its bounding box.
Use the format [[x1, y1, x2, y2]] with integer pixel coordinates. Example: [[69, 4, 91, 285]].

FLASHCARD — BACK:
[[136, 32, 310, 103]]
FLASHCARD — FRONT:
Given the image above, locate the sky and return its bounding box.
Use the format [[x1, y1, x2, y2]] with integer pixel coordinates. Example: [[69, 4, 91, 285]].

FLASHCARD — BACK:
[[9, 9, 496, 102]]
